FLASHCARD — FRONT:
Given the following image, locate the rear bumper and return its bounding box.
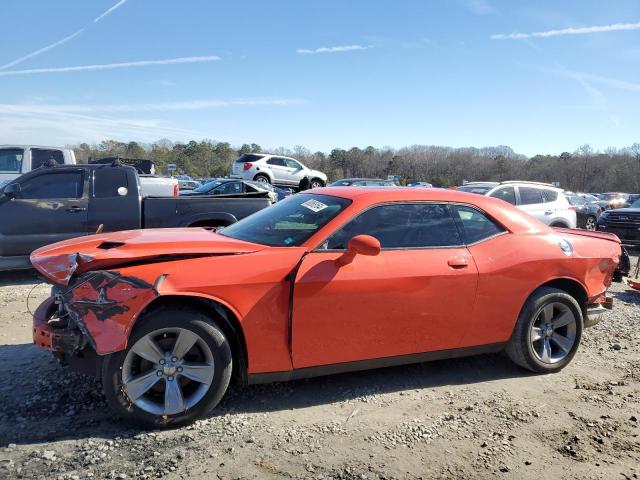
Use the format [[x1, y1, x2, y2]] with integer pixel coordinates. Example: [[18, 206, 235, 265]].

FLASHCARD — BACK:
[[584, 296, 613, 328]]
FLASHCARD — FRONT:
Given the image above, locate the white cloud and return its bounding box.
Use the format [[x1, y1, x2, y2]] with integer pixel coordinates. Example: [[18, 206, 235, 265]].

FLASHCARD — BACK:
[[0, 97, 306, 145], [0, 98, 306, 114], [492, 21, 640, 40], [0, 29, 85, 70], [0, 56, 221, 77], [465, 0, 495, 15], [94, 0, 129, 23], [296, 45, 373, 55]]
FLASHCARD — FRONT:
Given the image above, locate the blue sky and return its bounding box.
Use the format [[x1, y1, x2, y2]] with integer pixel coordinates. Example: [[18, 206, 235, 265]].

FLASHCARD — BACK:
[[0, 0, 638, 156]]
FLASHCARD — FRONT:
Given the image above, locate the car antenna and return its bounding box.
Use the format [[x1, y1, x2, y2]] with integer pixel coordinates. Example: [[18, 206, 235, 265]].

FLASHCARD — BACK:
[[95, 224, 104, 234]]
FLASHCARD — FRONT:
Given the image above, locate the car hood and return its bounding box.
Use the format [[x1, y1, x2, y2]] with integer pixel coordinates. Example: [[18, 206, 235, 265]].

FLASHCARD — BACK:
[[30, 228, 266, 285], [603, 207, 640, 214]]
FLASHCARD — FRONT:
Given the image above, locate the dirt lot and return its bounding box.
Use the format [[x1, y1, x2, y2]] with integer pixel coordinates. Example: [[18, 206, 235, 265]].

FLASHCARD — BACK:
[[0, 267, 638, 480]]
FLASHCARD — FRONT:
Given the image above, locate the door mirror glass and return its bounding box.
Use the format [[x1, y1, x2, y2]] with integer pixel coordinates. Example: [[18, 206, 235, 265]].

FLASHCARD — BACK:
[[3, 183, 21, 198], [336, 234, 381, 266]]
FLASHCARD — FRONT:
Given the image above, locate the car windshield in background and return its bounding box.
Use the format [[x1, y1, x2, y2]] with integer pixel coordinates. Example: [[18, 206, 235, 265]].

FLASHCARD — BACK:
[[193, 180, 223, 193], [631, 200, 640, 209], [566, 196, 584, 206], [457, 185, 494, 195], [219, 194, 351, 246]]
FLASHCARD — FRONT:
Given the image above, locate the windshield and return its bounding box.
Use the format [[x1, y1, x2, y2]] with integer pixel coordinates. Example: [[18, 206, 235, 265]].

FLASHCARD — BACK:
[[457, 185, 494, 195], [219, 193, 351, 246], [631, 200, 640, 209], [193, 180, 223, 193]]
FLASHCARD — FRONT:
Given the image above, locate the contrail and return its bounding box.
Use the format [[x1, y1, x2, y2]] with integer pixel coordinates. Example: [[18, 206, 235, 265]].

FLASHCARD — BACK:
[[0, 0, 130, 70], [94, 0, 129, 23], [492, 21, 640, 40], [0, 56, 221, 77], [296, 45, 373, 54], [0, 28, 85, 70]]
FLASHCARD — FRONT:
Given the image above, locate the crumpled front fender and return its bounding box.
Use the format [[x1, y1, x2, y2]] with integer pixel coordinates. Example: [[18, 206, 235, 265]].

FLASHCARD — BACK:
[[60, 270, 157, 354]]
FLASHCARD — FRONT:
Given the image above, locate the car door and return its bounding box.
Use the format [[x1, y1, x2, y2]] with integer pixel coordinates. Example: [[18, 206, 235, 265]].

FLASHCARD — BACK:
[[265, 157, 291, 185], [291, 202, 478, 369], [0, 169, 88, 257], [517, 186, 549, 223], [283, 158, 305, 185]]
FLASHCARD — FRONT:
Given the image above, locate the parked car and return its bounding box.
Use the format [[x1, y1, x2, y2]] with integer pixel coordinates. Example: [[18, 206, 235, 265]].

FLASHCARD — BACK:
[[231, 153, 327, 188], [178, 180, 201, 191], [0, 164, 272, 270], [597, 192, 629, 210], [597, 198, 640, 245], [330, 178, 397, 187], [0, 145, 76, 187], [181, 178, 278, 202], [565, 194, 602, 230], [457, 181, 577, 228], [31, 186, 624, 428], [407, 181, 433, 188]]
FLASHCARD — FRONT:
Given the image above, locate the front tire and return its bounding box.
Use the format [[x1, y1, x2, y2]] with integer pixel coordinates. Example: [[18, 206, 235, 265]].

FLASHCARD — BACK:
[[102, 307, 232, 429], [505, 287, 583, 373]]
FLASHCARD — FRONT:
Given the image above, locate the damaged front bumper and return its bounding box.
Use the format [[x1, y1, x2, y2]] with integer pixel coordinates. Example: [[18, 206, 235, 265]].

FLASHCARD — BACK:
[[33, 269, 158, 358]]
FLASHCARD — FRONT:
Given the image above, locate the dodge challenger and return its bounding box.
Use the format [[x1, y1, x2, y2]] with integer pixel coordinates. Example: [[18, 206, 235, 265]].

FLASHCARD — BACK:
[[31, 187, 625, 428]]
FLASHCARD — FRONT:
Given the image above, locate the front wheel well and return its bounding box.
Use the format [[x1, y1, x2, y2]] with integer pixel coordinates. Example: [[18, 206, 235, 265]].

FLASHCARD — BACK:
[[136, 295, 248, 385]]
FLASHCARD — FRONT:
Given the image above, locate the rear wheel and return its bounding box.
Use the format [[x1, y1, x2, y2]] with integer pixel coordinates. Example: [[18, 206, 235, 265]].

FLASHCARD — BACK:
[[505, 287, 582, 373], [254, 174, 271, 184], [102, 307, 232, 429], [585, 216, 597, 231], [309, 178, 325, 188]]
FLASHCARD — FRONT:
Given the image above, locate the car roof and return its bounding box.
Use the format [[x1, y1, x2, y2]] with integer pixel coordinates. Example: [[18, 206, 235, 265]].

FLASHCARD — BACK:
[[0, 144, 71, 150]]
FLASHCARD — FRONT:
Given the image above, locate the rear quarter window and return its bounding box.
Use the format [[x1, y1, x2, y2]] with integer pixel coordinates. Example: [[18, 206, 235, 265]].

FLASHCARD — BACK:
[[542, 190, 558, 202]]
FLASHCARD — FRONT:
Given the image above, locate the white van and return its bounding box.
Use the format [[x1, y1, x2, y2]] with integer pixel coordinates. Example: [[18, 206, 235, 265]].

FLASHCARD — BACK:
[[0, 145, 77, 187]]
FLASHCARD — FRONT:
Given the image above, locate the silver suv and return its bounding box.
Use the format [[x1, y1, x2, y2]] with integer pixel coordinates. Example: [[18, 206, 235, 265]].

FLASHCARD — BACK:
[[458, 181, 577, 228], [230, 153, 327, 188]]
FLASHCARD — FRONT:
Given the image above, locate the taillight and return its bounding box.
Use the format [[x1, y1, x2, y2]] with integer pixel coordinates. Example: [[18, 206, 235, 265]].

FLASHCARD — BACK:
[[173, 184, 179, 197], [243, 162, 253, 171], [568, 206, 577, 211]]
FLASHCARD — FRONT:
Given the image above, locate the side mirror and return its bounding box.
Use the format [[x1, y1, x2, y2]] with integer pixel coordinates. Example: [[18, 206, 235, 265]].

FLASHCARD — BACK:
[[3, 183, 21, 198], [336, 234, 381, 266]]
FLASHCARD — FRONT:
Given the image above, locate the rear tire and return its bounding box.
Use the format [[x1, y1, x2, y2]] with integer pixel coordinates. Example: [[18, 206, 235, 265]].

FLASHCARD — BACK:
[[102, 307, 232, 429], [309, 178, 325, 188], [254, 174, 271, 184], [505, 287, 583, 373]]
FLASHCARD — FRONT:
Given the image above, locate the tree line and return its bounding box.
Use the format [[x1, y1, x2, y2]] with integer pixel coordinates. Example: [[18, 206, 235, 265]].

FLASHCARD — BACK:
[[72, 140, 640, 193]]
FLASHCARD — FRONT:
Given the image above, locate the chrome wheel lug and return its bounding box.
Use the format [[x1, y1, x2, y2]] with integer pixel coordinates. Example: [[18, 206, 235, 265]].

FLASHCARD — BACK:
[[167, 376, 174, 381], [177, 367, 183, 373], [159, 359, 166, 365], [157, 370, 163, 377], [171, 357, 178, 362]]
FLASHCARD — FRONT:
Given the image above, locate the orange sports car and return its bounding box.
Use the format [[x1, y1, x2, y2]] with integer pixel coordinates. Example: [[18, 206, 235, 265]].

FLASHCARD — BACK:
[[31, 187, 625, 428]]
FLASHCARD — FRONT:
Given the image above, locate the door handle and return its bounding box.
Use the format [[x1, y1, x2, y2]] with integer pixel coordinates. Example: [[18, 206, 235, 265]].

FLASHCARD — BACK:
[[66, 206, 87, 212], [447, 256, 469, 268], [544, 210, 553, 215]]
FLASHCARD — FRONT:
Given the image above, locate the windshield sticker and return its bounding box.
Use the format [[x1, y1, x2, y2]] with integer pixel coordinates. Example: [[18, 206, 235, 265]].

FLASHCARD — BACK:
[[301, 199, 328, 212]]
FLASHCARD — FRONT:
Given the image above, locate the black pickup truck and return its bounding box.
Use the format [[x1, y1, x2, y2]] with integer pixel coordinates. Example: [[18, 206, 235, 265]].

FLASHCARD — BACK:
[[0, 164, 272, 270]]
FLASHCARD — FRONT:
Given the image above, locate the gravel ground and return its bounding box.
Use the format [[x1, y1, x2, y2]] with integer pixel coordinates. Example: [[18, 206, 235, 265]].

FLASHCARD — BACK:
[[0, 266, 638, 480]]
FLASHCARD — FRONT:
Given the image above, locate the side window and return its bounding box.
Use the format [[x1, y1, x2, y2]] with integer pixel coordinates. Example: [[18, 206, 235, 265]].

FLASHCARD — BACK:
[[0, 148, 24, 173], [519, 187, 544, 205], [489, 186, 516, 205], [267, 157, 287, 167], [94, 168, 129, 198], [219, 182, 242, 194], [285, 159, 302, 169], [453, 205, 505, 244], [542, 190, 558, 202], [20, 172, 84, 199], [325, 203, 462, 249], [31, 149, 65, 169]]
